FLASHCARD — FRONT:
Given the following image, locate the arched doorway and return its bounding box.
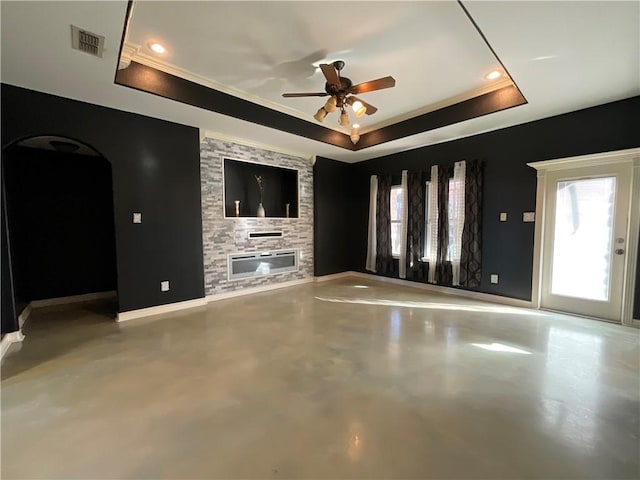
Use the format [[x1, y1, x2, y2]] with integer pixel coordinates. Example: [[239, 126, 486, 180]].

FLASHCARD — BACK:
[[1, 135, 118, 337]]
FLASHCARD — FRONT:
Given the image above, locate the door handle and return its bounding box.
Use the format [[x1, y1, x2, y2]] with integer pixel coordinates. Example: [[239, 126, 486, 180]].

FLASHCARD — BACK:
[[614, 248, 625, 255]]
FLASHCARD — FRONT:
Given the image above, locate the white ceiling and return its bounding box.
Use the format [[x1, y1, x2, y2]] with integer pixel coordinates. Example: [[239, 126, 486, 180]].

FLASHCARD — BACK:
[[125, 1, 507, 132], [1, 1, 638, 163]]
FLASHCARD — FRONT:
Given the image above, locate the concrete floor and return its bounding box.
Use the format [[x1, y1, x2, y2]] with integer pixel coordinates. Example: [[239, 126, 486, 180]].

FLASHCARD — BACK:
[[2, 279, 639, 479]]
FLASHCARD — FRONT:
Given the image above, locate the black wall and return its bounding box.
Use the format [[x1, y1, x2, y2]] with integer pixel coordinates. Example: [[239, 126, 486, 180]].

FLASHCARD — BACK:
[[314, 156, 354, 276], [350, 96, 640, 303], [3, 146, 117, 305], [1, 84, 205, 322]]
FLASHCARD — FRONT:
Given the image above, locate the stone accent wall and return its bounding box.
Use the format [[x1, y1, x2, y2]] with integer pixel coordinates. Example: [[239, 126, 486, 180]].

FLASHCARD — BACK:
[[200, 136, 314, 296]]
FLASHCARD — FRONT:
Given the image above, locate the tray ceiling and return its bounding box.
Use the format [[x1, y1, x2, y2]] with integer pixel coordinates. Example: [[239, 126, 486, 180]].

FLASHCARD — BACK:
[[123, 1, 511, 133]]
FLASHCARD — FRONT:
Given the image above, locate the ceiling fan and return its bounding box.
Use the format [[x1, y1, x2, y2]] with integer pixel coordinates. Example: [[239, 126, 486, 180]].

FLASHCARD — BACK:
[[282, 60, 396, 127]]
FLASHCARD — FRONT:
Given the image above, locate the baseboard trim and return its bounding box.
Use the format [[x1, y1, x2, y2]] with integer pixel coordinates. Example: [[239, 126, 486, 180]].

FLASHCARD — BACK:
[[206, 277, 313, 302], [313, 272, 356, 282], [1, 330, 25, 361], [18, 303, 32, 328], [117, 297, 208, 322], [30, 291, 117, 308], [339, 271, 534, 308]]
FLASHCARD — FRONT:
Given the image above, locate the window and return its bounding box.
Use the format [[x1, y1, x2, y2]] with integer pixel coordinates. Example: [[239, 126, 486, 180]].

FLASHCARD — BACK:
[[422, 162, 465, 284], [390, 185, 403, 257], [447, 164, 465, 267], [423, 181, 435, 259], [424, 169, 439, 284]]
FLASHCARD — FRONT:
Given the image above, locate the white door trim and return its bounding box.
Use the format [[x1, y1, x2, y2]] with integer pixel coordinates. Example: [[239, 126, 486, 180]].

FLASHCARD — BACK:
[[528, 147, 640, 326]]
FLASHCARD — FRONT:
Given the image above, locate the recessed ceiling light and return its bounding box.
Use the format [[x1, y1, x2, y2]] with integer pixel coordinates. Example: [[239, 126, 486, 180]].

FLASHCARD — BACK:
[[149, 42, 166, 54], [485, 70, 501, 80]]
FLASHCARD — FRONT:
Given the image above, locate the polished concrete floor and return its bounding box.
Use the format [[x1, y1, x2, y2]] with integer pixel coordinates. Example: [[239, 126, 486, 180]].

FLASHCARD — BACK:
[[2, 279, 639, 479]]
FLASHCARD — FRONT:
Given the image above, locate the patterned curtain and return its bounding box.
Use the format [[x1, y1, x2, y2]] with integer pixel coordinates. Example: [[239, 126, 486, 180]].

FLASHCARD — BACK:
[[436, 165, 453, 285], [376, 174, 394, 274], [460, 160, 484, 287], [406, 171, 427, 281]]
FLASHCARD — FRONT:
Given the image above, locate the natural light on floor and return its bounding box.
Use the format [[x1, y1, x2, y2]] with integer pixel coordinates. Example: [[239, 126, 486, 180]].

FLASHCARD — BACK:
[[472, 343, 532, 354], [314, 296, 543, 315]]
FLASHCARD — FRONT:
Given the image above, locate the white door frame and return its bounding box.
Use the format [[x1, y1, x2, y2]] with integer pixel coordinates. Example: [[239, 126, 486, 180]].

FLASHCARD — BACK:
[[528, 148, 640, 327]]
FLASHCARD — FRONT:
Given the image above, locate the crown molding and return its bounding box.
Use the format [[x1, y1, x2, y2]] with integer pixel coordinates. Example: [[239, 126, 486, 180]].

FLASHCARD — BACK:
[[527, 147, 640, 171], [358, 77, 513, 134], [121, 42, 513, 136], [122, 43, 348, 133]]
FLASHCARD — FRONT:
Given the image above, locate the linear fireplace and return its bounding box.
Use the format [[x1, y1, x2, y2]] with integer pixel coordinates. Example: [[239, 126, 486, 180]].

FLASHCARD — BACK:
[[228, 249, 298, 281]]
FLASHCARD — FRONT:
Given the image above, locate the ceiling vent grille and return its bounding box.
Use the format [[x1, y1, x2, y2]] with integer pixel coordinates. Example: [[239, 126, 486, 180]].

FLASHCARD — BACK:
[[71, 25, 105, 58]]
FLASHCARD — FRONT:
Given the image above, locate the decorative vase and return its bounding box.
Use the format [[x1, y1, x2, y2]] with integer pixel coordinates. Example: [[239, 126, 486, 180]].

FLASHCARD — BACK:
[[234, 200, 240, 217], [285, 203, 290, 218], [257, 203, 265, 218]]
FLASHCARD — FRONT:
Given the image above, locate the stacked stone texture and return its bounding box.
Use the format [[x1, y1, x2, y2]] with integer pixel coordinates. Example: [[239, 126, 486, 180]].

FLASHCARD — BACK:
[[200, 137, 314, 296]]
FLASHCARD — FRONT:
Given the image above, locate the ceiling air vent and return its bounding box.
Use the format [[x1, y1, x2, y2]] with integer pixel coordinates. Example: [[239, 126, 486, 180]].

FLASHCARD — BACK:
[[70, 25, 105, 58]]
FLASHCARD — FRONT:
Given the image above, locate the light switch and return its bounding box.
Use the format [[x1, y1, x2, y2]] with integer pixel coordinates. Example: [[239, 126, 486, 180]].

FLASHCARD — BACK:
[[490, 274, 499, 284], [499, 212, 508, 222], [133, 212, 142, 224], [161, 280, 170, 292], [523, 212, 535, 222]]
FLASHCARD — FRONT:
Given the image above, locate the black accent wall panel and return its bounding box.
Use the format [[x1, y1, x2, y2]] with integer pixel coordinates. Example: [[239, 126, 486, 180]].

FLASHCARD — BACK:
[[314, 156, 354, 276], [3, 147, 117, 303], [116, 62, 356, 150], [1, 84, 205, 315], [350, 96, 640, 303]]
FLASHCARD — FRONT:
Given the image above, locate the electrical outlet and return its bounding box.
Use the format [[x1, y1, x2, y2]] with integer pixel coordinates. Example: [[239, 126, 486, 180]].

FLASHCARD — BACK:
[[133, 212, 142, 224], [523, 212, 535, 222], [499, 212, 508, 222], [161, 280, 170, 292], [490, 274, 499, 284]]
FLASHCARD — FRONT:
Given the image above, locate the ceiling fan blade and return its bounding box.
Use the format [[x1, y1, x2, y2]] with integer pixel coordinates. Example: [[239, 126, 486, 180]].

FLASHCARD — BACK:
[[349, 76, 396, 95], [282, 92, 329, 97], [348, 96, 378, 115], [319, 63, 341, 87]]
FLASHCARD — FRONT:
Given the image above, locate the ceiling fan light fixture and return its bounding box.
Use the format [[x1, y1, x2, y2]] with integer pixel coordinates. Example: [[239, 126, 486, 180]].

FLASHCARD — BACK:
[[351, 100, 367, 117], [314, 107, 328, 122], [350, 124, 360, 145], [324, 96, 338, 113], [339, 109, 350, 126]]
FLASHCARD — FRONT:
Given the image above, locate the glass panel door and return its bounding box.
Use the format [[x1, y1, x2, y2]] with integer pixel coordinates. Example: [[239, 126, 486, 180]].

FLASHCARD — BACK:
[[550, 177, 615, 301], [541, 163, 631, 322]]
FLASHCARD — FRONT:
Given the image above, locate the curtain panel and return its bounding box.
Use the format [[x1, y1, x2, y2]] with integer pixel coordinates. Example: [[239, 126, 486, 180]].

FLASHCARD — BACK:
[[365, 175, 378, 272], [435, 165, 453, 285], [406, 170, 427, 281], [375, 174, 394, 274], [460, 160, 484, 287]]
